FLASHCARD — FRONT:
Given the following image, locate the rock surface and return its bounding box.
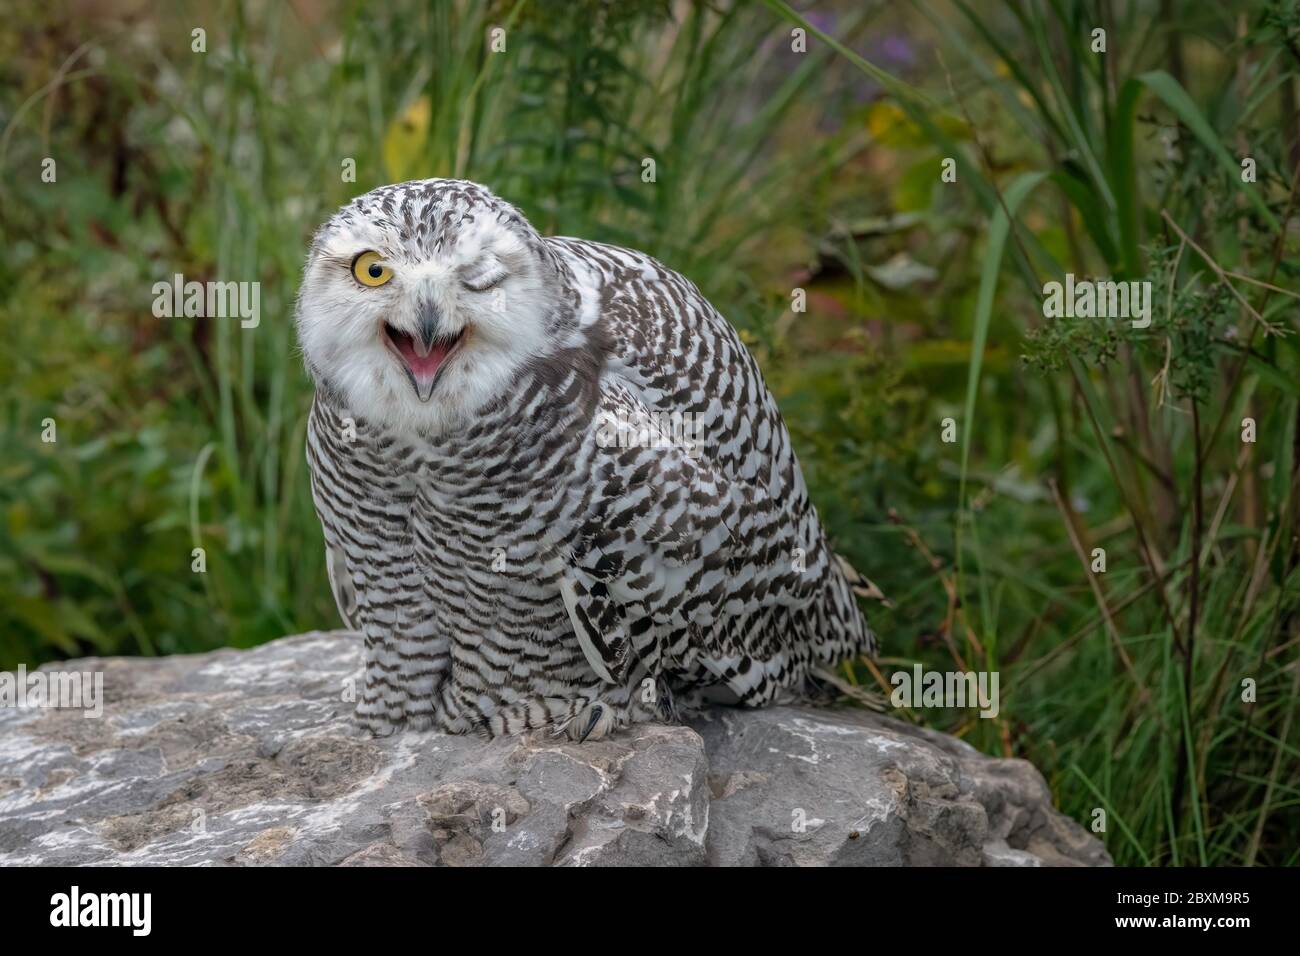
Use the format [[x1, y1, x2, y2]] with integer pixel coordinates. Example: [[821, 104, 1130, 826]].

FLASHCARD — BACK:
[[0, 632, 1109, 866]]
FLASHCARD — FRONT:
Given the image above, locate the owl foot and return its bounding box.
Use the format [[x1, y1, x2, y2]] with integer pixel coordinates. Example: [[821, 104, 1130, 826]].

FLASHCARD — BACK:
[[355, 711, 400, 738], [565, 699, 617, 742]]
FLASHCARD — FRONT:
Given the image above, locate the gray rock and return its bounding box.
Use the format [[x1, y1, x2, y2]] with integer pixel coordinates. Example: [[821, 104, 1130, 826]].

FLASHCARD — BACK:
[[0, 632, 1109, 866], [694, 707, 1110, 867]]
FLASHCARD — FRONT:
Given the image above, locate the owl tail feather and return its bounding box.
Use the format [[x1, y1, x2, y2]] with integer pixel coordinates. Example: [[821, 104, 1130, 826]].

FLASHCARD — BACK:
[[834, 553, 893, 608]]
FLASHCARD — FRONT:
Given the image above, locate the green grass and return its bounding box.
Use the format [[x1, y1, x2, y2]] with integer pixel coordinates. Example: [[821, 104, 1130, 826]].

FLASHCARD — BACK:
[[768, 0, 1300, 866], [3, 0, 1298, 865]]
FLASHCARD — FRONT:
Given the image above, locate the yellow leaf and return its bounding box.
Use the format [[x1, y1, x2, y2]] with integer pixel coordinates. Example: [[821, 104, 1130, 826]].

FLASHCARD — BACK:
[[866, 101, 924, 147], [383, 97, 431, 182], [866, 100, 967, 146], [935, 111, 970, 139]]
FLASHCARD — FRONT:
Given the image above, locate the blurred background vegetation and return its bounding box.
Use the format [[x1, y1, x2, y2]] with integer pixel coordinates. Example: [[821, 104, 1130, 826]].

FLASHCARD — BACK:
[[2, 0, 1298, 865]]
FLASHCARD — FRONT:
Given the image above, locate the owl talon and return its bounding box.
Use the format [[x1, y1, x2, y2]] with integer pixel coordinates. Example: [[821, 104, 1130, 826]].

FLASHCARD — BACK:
[[579, 704, 604, 742], [569, 701, 614, 742]]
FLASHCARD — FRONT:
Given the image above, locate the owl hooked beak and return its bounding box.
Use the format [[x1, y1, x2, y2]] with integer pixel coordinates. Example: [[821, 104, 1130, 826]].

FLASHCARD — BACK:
[[382, 316, 466, 402]]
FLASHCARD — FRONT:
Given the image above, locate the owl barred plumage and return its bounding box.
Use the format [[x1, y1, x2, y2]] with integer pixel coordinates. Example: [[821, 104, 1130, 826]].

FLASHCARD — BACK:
[[297, 178, 876, 739]]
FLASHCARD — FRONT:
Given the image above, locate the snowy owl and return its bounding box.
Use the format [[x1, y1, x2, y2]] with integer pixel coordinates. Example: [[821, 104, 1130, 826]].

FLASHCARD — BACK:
[[295, 178, 877, 740]]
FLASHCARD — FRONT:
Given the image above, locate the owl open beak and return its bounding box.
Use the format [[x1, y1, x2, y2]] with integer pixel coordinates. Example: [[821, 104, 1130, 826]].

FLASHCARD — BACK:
[[382, 322, 466, 402]]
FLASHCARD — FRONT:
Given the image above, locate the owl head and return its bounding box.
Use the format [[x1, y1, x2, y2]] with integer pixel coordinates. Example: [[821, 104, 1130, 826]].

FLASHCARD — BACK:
[[295, 179, 572, 434]]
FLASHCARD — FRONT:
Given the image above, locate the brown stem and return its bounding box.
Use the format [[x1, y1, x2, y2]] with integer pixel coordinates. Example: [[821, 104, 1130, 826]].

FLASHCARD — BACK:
[[1171, 399, 1204, 831]]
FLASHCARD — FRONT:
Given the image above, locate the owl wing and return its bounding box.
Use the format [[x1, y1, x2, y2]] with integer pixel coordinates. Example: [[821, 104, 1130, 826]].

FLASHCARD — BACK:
[[557, 567, 632, 685], [324, 539, 363, 631], [307, 402, 366, 633], [559, 396, 731, 687], [559, 381, 815, 691]]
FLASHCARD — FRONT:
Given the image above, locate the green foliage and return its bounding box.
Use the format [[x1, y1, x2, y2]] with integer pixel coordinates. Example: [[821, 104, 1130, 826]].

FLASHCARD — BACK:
[[1023, 243, 1242, 406], [768, 0, 1300, 865], [0, 0, 867, 665]]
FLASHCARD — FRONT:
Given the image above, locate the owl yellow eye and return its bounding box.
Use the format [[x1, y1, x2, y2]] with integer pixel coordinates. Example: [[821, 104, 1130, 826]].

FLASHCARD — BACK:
[[351, 251, 393, 287]]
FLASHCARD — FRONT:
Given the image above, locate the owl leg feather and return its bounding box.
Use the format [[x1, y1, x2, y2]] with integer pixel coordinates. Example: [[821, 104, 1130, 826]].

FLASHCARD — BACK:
[[355, 636, 407, 737]]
